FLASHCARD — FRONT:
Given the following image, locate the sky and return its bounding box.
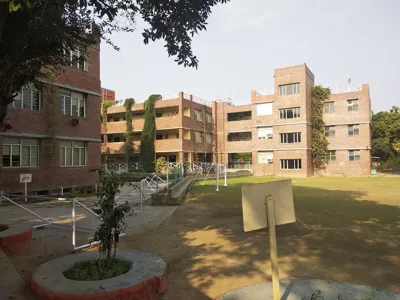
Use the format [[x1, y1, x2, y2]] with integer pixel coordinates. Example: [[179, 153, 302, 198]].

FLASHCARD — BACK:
[[100, 0, 400, 112]]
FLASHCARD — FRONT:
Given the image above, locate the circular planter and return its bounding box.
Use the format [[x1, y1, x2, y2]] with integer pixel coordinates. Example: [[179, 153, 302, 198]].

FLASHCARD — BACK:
[[215, 279, 400, 300], [0, 223, 32, 256], [30, 250, 167, 300]]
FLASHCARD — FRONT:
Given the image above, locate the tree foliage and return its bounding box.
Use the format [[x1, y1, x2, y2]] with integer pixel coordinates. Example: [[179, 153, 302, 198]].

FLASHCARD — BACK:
[[140, 94, 161, 172], [123, 98, 135, 165], [92, 167, 130, 262], [0, 0, 230, 123], [311, 85, 331, 171], [372, 106, 400, 159]]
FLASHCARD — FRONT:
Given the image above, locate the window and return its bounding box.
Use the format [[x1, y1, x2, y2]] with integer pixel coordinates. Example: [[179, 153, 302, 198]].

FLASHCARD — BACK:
[[206, 133, 212, 144], [206, 113, 212, 123], [60, 141, 87, 166], [2, 137, 39, 167], [280, 132, 301, 144], [195, 131, 202, 143], [278, 83, 300, 96], [324, 102, 335, 114], [279, 107, 300, 119], [280, 159, 302, 170], [194, 110, 202, 121], [113, 118, 120, 122], [348, 124, 360, 136], [256, 103, 272, 116], [10, 87, 40, 111], [347, 99, 359, 112], [327, 150, 336, 162], [227, 111, 252, 121], [59, 89, 86, 117], [228, 132, 252, 142], [325, 126, 336, 137], [156, 134, 163, 140], [155, 113, 163, 118], [183, 107, 191, 117], [258, 151, 273, 164], [114, 137, 121, 142], [257, 127, 273, 139], [349, 150, 360, 161], [184, 129, 191, 140], [65, 49, 87, 70]]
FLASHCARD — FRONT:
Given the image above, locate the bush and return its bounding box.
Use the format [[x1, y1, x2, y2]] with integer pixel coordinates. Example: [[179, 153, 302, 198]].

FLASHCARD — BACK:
[[378, 157, 400, 172]]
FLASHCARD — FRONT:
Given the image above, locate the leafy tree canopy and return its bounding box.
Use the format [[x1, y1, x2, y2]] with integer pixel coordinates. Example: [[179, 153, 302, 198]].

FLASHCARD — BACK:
[[0, 0, 230, 123], [372, 106, 400, 156]]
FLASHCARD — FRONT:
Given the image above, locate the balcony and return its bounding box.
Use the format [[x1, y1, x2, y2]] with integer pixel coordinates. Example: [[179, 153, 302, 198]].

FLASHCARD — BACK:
[[155, 139, 182, 152], [228, 153, 253, 170], [101, 142, 140, 154]]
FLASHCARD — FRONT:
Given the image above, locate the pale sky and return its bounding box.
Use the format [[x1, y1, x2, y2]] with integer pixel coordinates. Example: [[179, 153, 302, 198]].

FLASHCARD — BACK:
[[100, 0, 400, 112]]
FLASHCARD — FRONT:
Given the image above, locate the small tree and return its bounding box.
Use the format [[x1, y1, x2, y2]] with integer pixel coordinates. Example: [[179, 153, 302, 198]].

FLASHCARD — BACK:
[[155, 156, 167, 173], [92, 167, 130, 264]]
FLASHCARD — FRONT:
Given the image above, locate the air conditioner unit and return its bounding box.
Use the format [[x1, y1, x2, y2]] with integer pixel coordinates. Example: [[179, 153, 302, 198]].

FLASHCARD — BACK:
[[267, 133, 273, 139], [72, 118, 79, 126], [267, 158, 273, 163]]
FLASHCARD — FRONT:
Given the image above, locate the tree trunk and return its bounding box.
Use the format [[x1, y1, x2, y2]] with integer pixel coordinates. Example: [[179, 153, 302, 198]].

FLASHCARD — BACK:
[[0, 3, 8, 43]]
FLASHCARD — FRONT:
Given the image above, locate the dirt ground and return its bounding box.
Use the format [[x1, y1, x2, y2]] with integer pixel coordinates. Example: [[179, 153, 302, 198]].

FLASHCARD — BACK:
[[2, 177, 400, 299]]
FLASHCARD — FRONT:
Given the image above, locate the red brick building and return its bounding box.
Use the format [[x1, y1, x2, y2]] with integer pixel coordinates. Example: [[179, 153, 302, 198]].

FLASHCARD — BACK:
[[0, 43, 101, 194], [101, 88, 116, 102]]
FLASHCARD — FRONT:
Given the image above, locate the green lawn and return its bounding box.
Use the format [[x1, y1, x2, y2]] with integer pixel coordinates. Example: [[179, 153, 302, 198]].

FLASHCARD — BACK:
[[188, 176, 400, 237]]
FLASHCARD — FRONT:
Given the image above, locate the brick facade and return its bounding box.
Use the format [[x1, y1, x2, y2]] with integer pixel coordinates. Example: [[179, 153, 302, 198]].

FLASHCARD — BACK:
[[214, 64, 371, 177], [0, 43, 101, 194]]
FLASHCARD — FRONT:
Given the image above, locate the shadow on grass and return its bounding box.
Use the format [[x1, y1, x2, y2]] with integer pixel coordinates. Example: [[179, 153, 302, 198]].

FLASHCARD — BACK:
[[122, 178, 400, 299]]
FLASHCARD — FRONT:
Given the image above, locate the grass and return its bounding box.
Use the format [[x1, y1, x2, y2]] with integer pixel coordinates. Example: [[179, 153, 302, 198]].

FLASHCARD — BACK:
[[63, 258, 130, 281], [188, 176, 400, 236]]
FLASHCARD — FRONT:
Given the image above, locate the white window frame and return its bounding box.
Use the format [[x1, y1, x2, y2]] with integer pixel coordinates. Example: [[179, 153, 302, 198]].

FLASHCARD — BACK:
[[59, 89, 86, 117], [256, 102, 273, 116], [347, 99, 359, 112], [278, 83, 300, 96], [348, 124, 360, 136], [258, 151, 273, 164], [279, 107, 300, 119], [327, 150, 336, 162], [324, 102, 335, 114], [65, 49, 88, 71], [257, 127, 273, 139], [325, 126, 336, 137], [280, 132, 301, 144], [206, 113, 212, 123], [348, 150, 360, 161], [280, 159, 302, 170], [11, 87, 41, 111], [2, 138, 39, 168], [60, 141, 87, 167]]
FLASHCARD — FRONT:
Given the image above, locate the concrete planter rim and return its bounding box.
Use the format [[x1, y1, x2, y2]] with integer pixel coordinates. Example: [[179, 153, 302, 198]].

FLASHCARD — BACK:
[[31, 250, 167, 295]]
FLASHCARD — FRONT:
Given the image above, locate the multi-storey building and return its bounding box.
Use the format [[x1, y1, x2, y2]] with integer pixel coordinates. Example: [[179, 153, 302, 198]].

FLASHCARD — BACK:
[[101, 88, 116, 102], [0, 42, 101, 194], [213, 64, 372, 177], [101, 92, 213, 166]]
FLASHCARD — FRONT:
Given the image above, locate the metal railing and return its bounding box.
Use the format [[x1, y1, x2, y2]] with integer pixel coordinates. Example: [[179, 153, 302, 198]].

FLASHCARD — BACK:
[[104, 163, 143, 173], [228, 161, 253, 170], [324, 84, 363, 94]]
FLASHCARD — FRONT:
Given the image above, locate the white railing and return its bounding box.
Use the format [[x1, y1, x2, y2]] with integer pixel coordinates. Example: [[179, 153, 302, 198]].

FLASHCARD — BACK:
[[162, 93, 179, 100], [192, 95, 211, 107], [183, 92, 191, 101], [255, 88, 274, 96], [104, 163, 143, 173], [325, 84, 363, 94]]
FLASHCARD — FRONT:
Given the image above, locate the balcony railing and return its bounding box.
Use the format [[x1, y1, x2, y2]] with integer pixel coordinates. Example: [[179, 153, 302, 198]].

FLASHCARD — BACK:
[[228, 161, 252, 170], [324, 84, 362, 94], [255, 88, 274, 96]]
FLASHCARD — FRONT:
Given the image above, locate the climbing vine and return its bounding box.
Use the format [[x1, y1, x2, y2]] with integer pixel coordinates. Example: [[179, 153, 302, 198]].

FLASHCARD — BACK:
[[202, 105, 208, 160], [123, 98, 135, 166], [311, 85, 331, 171], [140, 94, 161, 172]]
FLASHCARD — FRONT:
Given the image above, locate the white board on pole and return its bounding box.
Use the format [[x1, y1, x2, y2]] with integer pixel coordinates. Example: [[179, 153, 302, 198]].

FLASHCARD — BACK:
[[241, 179, 295, 232], [20, 174, 32, 183]]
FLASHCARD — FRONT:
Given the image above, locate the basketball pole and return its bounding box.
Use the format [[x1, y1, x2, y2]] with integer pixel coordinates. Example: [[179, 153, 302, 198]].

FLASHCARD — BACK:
[[266, 195, 280, 300]]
